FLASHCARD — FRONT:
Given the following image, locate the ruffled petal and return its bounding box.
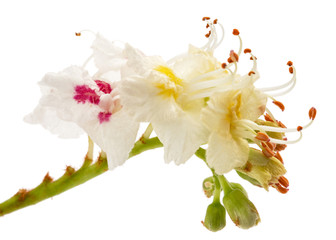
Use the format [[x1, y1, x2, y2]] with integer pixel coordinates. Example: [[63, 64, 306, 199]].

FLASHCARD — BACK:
[[152, 113, 208, 165], [206, 132, 249, 174]]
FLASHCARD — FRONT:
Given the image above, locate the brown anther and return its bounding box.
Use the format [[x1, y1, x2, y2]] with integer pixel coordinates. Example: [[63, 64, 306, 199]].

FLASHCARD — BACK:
[[227, 57, 233, 63], [232, 29, 240, 35], [229, 50, 239, 62], [272, 100, 285, 111], [297, 126, 303, 131], [275, 183, 289, 194], [43, 172, 53, 183], [287, 61, 293, 66], [275, 144, 287, 151], [16, 189, 29, 201], [278, 176, 289, 188], [205, 31, 211, 38], [289, 67, 294, 74], [277, 121, 287, 128], [274, 152, 284, 164], [266, 141, 276, 151], [250, 56, 257, 60], [202, 17, 210, 21], [75, 32, 81, 36], [244, 48, 252, 54], [255, 132, 270, 142], [206, 23, 209, 28], [248, 71, 255, 76], [309, 107, 317, 120], [262, 143, 275, 158], [221, 63, 227, 69], [264, 113, 274, 122], [213, 19, 218, 24]]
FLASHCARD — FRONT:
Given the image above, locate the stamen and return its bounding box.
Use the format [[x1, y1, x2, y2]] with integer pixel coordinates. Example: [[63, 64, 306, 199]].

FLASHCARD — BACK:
[[272, 100, 285, 111], [75, 32, 81, 36], [255, 132, 270, 142], [261, 143, 275, 158], [278, 176, 289, 188], [232, 29, 240, 35], [244, 48, 251, 54], [202, 17, 211, 21], [266, 141, 276, 151], [289, 67, 294, 74], [213, 19, 218, 24], [287, 61, 293, 66], [221, 63, 227, 69], [309, 107, 317, 120], [275, 183, 289, 194], [205, 31, 211, 38], [274, 152, 284, 164], [248, 71, 255, 76], [275, 144, 287, 151], [297, 126, 303, 131], [264, 113, 274, 122]]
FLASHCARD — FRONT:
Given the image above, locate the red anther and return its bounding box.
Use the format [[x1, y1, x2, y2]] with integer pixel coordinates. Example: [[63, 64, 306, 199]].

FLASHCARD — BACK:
[[275, 144, 287, 151], [244, 48, 251, 54], [75, 32, 81, 36], [309, 107, 317, 120], [255, 132, 270, 142], [278, 176, 289, 188], [289, 67, 294, 74], [202, 17, 210, 21], [221, 63, 227, 69], [232, 29, 240, 35], [274, 152, 284, 164], [248, 71, 255, 76], [297, 126, 303, 131], [272, 100, 285, 111], [250, 56, 257, 60], [205, 31, 211, 38], [287, 61, 293, 66], [275, 183, 289, 194], [206, 23, 209, 28], [227, 57, 233, 63], [264, 113, 274, 122], [213, 19, 218, 24]]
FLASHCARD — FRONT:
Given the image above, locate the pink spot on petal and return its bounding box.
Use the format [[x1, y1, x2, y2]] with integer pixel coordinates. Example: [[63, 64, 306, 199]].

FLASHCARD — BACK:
[[98, 112, 112, 123], [74, 85, 100, 104], [95, 80, 112, 94]]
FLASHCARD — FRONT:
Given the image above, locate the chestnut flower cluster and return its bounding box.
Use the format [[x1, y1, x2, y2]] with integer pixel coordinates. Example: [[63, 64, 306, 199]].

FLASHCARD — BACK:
[[23, 17, 315, 231]]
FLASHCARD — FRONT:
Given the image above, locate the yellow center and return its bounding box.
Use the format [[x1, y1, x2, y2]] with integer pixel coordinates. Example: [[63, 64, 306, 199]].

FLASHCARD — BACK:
[[154, 65, 183, 100]]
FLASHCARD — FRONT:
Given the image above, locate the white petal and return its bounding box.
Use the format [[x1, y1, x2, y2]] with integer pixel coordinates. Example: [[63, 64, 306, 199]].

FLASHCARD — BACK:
[[239, 87, 267, 121], [91, 34, 126, 72], [152, 114, 208, 165], [207, 132, 249, 174], [83, 110, 139, 169]]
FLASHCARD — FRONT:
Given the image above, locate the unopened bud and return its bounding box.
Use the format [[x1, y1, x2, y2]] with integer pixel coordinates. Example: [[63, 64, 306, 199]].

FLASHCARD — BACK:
[[203, 177, 215, 198], [230, 182, 248, 197], [223, 189, 260, 229], [202, 202, 226, 232]]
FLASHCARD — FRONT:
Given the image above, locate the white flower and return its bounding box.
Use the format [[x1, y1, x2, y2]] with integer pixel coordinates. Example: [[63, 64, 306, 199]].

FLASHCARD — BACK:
[[25, 34, 139, 169], [119, 42, 230, 165]]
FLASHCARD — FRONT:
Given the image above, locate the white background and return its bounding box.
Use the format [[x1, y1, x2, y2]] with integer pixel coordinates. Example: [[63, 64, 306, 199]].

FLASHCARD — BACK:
[[0, 0, 334, 239]]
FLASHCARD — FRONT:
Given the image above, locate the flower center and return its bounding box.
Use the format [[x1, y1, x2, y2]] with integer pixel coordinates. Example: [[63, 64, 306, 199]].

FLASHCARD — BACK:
[[154, 65, 183, 100]]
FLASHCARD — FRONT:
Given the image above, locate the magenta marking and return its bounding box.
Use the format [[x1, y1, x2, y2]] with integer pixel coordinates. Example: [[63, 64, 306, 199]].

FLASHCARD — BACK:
[[98, 112, 112, 123], [74, 85, 100, 104], [95, 80, 112, 94]]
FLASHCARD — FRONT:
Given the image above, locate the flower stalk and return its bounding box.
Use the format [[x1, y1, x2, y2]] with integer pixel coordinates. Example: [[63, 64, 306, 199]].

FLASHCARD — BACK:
[[0, 136, 162, 217]]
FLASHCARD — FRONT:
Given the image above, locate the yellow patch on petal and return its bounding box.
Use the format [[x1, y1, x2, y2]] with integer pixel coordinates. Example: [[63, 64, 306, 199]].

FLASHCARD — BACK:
[[154, 65, 183, 100]]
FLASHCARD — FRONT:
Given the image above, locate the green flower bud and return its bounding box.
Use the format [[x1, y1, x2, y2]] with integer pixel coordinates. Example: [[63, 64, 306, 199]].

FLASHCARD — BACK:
[[223, 189, 260, 229], [229, 182, 248, 197], [236, 148, 286, 190], [202, 177, 215, 198], [202, 202, 226, 232]]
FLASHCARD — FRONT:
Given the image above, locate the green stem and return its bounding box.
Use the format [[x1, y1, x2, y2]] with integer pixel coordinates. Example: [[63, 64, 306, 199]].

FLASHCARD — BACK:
[[217, 175, 233, 195], [212, 176, 221, 204], [0, 137, 163, 217]]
